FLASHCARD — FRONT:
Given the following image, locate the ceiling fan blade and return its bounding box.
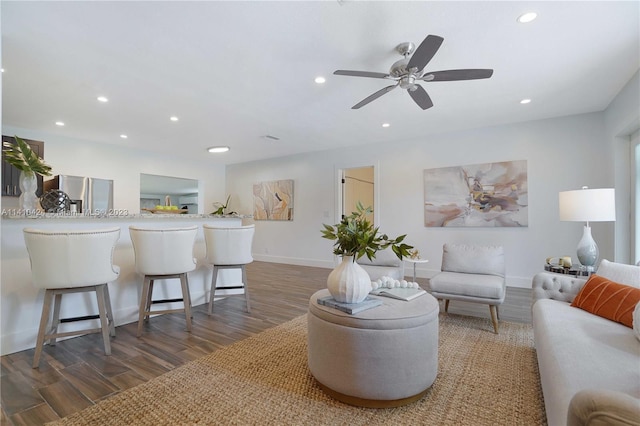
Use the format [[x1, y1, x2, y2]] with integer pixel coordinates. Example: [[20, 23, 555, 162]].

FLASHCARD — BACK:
[[352, 84, 397, 109], [423, 69, 494, 81], [407, 35, 444, 72], [408, 85, 433, 110], [334, 70, 390, 79]]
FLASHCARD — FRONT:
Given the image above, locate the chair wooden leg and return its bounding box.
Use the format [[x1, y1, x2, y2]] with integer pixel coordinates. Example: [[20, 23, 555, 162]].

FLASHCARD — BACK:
[[444, 299, 450, 313], [137, 276, 151, 337], [49, 293, 63, 346], [95, 284, 112, 355], [33, 289, 54, 368], [180, 273, 193, 332], [489, 305, 499, 334], [103, 285, 116, 337], [145, 280, 155, 321], [242, 265, 251, 313], [208, 266, 219, 315]]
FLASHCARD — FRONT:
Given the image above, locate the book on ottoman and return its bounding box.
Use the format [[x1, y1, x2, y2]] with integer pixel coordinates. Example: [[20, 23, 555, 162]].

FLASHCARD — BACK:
[[317, 296, 382, 315]]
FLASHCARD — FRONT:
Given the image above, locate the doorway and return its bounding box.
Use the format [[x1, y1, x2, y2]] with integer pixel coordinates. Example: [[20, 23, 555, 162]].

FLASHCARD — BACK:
[[341, 166, 375, 223]]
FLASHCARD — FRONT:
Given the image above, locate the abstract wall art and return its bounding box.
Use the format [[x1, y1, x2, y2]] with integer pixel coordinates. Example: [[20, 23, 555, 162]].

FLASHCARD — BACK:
[[424, 160, 528, 227], [253, 179, 294, 221]]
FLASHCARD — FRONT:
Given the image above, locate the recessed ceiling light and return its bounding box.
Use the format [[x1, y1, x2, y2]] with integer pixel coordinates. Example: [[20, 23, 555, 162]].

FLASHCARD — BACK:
[[55, 121, 65, 126], [120, 134, 128, 139], [517, 12, 537, 23], [170, 116, 179, 122], [207, 146, 230, 153], [520, 98, 532, 104], [97, 96, 108, 103], [382, 123, 390, 128], [314, 76, 326, 84]]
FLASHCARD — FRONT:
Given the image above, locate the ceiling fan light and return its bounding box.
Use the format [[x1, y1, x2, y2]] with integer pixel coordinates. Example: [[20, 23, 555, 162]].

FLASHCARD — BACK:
[[517, 12, 537, 23], [207, 146, 230, 153], [314, 76, 326, 84]]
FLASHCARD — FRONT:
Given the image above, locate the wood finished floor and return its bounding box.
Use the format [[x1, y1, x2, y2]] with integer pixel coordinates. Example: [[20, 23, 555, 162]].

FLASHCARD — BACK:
[[0, 261, 532, 425]]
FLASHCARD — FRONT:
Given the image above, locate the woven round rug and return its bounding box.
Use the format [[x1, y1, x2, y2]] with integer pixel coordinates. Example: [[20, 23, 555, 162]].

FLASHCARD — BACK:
[[47, 313, 546, 425]]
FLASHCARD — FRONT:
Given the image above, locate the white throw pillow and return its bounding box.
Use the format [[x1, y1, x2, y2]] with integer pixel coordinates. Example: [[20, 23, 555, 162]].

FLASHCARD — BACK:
[[634, 302, 640, 342], [597, 259, 640, 288]]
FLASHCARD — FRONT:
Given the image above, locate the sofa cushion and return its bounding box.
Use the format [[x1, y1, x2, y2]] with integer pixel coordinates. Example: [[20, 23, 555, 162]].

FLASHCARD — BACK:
[[571, 274, 640, 328], [597, 259, 640, 288], [441, 243, 504, 277]]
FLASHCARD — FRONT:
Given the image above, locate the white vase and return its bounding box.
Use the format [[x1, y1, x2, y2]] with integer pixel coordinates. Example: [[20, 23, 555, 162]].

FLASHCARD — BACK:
[[327, 255, 372, 304], [19, 171, 39, 212]]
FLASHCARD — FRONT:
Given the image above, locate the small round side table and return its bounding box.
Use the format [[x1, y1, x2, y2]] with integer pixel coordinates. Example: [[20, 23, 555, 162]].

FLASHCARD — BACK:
[[405, 258, 429, 282]]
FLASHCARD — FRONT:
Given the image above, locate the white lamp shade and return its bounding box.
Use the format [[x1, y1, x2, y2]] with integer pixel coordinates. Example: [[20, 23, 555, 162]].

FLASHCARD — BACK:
[[559, 188, 616, 222]]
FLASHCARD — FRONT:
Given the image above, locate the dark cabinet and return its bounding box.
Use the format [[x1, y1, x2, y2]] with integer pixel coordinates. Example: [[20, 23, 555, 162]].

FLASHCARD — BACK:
[[2, 135, 45, 197]]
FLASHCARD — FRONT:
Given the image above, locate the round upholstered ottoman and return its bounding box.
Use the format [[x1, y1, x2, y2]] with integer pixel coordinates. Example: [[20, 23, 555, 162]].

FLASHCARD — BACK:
[[307, 288, 439, 408]]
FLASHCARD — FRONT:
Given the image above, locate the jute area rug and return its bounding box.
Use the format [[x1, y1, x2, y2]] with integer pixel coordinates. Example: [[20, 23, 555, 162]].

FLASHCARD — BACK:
[[49, 313, 546, 426]]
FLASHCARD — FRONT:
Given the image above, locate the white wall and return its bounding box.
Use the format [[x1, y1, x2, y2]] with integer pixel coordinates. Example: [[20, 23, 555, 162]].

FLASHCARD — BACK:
[[604, 70, 640, 263], [1, 126, 227, 212], [227, 111, 616, 288]]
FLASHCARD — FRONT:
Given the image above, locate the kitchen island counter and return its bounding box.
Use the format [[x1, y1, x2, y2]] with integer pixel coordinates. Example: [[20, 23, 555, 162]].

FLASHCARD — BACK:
[[1, 214, 249, 355]]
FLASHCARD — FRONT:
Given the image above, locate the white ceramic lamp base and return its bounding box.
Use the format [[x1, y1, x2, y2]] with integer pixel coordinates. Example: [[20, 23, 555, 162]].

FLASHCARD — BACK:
[[576, 225, 599, 272]]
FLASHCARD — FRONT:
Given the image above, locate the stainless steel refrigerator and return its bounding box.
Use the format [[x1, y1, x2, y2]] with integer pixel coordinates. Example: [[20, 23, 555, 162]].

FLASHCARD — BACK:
[[44, 175, 113, 213]]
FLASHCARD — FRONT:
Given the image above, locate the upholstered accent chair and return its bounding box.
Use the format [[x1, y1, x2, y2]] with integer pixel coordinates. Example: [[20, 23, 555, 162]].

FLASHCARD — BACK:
[[429, 243, 506, 333], [356, 247, 405, 281]]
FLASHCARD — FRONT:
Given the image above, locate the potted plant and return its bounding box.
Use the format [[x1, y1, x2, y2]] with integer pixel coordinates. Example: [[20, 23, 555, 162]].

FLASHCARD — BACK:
[[321, 202, 413, 303], [2, 135, 52, 211], [211, 195, 237, 215]]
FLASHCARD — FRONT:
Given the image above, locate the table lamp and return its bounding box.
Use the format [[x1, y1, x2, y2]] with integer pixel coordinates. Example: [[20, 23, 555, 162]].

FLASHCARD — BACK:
[[559, 187, 616, 272]]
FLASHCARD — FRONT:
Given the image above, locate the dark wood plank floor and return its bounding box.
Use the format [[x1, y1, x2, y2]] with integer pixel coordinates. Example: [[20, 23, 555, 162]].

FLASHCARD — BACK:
[[0, 261, 532, 425]]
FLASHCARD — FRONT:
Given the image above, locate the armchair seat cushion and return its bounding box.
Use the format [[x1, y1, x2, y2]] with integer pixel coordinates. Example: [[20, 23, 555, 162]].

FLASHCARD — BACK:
[[430, 271, 506, 300]]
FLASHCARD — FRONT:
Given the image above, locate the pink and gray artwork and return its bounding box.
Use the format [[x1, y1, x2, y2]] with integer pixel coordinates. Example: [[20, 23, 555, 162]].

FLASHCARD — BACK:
[[424, 160, 528, 227]]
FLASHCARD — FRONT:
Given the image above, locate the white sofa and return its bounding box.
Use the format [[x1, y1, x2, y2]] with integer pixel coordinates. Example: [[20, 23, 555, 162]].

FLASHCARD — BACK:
[[531, 260, 640, 426]]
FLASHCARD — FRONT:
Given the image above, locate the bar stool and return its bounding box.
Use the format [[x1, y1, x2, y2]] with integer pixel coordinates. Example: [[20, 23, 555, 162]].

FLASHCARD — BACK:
[[203, 224, 255, 314], [23, 227, 121, 369], [129, 226, 197, 337]]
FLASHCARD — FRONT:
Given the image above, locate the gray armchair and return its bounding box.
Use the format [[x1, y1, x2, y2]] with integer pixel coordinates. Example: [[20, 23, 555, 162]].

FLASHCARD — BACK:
[[357, 247, 405, 281], [430, 243, 506, 333]]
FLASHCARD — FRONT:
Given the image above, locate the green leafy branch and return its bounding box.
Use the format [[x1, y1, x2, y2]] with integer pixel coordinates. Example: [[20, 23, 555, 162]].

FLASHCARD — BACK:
[[2, 135, 52, 177], [321, 202, 413, 262]]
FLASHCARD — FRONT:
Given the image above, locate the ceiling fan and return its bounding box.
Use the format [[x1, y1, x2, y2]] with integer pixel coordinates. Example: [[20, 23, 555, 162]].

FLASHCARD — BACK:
[[334, 35, 493, 110]]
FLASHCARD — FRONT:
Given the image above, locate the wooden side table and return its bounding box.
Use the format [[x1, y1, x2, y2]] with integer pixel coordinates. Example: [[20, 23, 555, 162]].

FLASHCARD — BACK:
[[405, 258, 429, 282]]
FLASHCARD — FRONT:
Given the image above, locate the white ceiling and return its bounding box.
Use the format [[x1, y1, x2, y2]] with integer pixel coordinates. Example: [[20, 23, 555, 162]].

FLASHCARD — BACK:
[[2, 1, 639, 166]]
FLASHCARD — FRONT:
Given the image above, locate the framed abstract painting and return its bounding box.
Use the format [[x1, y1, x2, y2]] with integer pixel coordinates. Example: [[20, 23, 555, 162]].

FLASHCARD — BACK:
[[424, 160, 528, 227], [253, 179, 294, 221]]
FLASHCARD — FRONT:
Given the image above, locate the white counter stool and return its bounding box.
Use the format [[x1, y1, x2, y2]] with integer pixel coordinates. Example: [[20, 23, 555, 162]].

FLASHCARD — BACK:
[[23, 227, 121, 369], [129, 226, 197, 337], [202, 224, 255, 314]]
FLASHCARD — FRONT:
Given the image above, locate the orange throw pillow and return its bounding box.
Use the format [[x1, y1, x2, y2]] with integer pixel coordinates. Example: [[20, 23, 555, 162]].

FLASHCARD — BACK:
[[571, 274, 640, 328]]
